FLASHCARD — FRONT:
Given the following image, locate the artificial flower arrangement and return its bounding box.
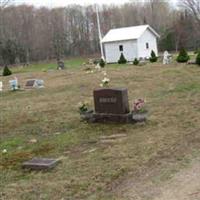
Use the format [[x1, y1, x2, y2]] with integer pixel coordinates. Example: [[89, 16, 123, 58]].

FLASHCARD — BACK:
[[78, 101, 89, 114], [100, 77, 110, 87], [78, 101, 94, 122], [99, 71, 110, 87], [132, 99, 147, 114]]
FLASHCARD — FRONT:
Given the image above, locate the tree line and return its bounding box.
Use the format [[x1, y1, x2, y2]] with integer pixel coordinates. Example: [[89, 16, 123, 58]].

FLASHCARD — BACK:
[[0, 0, 199, 66]]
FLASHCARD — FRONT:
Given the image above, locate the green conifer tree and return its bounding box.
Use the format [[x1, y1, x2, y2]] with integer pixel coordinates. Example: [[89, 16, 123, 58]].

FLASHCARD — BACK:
[[133, 58, 139, 65], [196, 51, 200, 65], [118, 53, 127, 64], [3, 65, 12, 76], [99, 58, 105, 67], [176, 48, 190, 63], [149, 50, 157, 62]]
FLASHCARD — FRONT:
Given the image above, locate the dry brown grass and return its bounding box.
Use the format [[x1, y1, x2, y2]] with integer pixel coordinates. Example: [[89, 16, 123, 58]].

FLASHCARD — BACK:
[[1, 61, 200, 199]]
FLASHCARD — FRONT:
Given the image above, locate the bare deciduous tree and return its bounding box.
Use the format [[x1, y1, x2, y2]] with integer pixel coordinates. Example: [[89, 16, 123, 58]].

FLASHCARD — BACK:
[[0, 1, 199, 65], [180, 0, 200, 25], [0, 0, 12, 9]]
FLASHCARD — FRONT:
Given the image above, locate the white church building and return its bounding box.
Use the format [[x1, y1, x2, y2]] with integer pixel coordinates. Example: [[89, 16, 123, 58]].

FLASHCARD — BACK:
[[101, 25, 160, 63]]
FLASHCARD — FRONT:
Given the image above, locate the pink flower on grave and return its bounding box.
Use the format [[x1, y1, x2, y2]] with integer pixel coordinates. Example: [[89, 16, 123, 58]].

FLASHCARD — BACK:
[[133, 98, 146, 113]]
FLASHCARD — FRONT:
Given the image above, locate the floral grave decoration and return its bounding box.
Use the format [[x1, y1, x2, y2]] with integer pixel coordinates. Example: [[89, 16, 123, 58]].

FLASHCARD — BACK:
[[100, 77, 110, 87], [100, 71, 110, 87], [78, 101, 89, 114], [78, 101, 94, 122], [132, 98, 147, 114]]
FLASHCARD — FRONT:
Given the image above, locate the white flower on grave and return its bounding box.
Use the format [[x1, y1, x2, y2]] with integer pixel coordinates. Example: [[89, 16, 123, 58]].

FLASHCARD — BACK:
[[2, 149, 7, 153], [86, 70, 94, 74], [100, 83, 103, 87], [29, 139, 37, 143], [101, 77, 110, 87], [54, 132, 61, 135], [78, 101, 89, 113], [102, 77, 110, 83]]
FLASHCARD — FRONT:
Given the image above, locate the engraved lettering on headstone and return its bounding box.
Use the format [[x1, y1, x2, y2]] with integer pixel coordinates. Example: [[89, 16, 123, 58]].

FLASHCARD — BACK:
[[93, 88, 130, 114], [99, 97, 117, 103]]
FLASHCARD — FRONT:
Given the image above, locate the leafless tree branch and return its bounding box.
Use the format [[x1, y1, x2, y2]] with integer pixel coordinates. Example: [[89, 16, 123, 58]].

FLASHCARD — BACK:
[[180, 0, 200, 23], [0, 0, 12, 9]]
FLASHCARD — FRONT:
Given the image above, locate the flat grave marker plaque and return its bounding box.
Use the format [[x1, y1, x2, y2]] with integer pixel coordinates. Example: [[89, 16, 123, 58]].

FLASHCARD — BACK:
[[22, 158, 60, 170], [25, 79, 44, 88]]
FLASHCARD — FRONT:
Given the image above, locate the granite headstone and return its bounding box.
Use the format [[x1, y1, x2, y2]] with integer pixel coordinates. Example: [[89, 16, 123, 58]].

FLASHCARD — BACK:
[[93, 88, 130, 114], [25, 80, 35, 87]]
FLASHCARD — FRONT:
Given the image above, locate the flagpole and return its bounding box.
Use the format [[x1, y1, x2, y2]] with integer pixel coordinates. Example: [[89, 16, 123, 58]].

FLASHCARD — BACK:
[[96, 5, 105, 60]]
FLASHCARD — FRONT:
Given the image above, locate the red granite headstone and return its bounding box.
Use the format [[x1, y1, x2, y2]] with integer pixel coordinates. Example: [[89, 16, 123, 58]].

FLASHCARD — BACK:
[[93, 88, 130, 114]]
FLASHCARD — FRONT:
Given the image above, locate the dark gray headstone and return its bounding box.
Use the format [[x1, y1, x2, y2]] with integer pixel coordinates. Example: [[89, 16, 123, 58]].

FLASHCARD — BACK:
[[93, 88, 129, 114], [22, 158, 60, 170], [25, 80, 35, 87]]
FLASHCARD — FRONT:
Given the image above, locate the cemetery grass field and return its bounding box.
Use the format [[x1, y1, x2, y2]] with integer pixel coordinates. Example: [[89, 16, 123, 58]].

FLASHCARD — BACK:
[[1, 56, 200, 199], [9, 57, 87, 74]]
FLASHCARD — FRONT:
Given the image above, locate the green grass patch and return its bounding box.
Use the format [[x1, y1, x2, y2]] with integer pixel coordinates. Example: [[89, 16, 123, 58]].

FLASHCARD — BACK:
[[3, 57, 87, 74], [173, 82, 200, 93]]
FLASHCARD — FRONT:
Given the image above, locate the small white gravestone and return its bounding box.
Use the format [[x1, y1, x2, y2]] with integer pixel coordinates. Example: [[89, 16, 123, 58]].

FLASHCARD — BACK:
[[163, 51, 171, 65], [9, 77, 19, 91], [0, 81, 3, 92], [34, 79, 44, 88]]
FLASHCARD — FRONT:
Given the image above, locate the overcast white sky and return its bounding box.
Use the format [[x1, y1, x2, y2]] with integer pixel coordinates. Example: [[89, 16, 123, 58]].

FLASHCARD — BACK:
[[14, 0, 178, 7]]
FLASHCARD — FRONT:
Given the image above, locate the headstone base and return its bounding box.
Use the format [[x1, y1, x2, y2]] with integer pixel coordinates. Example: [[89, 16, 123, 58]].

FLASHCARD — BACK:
[[81, 111, 147, 123], [93, 113, 132, 123]]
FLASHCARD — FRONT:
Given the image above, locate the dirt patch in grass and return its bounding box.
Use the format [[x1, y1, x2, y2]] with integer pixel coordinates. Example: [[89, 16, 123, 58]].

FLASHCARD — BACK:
[[0, 151, 33, 169], [0, 143, 55, 169], [31, 143, 55, 156]]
